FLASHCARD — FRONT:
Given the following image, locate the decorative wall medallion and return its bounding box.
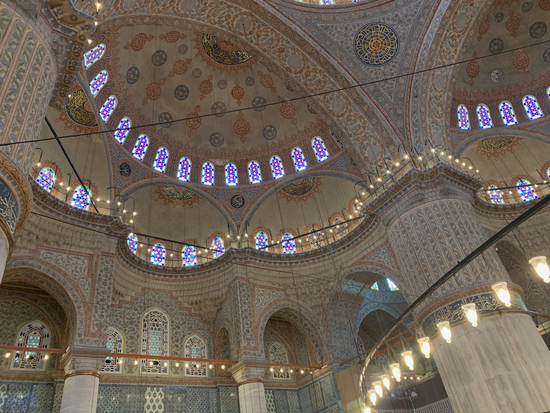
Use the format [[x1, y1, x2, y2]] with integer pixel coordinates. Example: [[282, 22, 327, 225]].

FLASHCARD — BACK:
[[159, 31, 186, 44], [209, 132, 225, 147], [192, 68, 202, 78], [211, 102, 226, 117], [218, 80, 227, 89], [287, 54, 303, 71], [544, 47, 550, 63], [262, 125, 277, 140], [285, 84, 294, 92], [178, 44, 188, 54], [489, 38, 504, 54], [155, 185, 199, 208], [494, 12, 504, 22], [245, 76, 255, 86], [307, 104, 317, 114], [279, 177, 323, 204], [522, 1, 533, 12], [513, 49, 531, 75], [143, 79, 166, 105], [490, 68, 505, 83], [124, 33, 154, 52], [0, 177, 18, 232], [159, 112, 173, 128], [152, 50, 167, 66], [119, 162, 132, 178], [354, 23, 399, 66], [530, 22, 547, 38], [201, 34, 252, 66], [234, 111, 250, 143], [230, 194, 245, 209], [169, 59, 192, 77], [331, 98, 346, 115], [66, 89, 98, 127], [126, 67, 139, 84], [506, 11, 520, 37], [174, 85, 189, 100], [476, 136, 521, 159], [199, 74, 213, 99], [252, 96, 266, 111]]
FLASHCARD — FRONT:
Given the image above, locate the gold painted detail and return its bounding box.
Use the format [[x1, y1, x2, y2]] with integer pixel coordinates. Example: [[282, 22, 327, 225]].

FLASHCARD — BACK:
[[480, 136, 517, 152], [201, 34, 252, 66], [0, 177, 19, 233], [278, 178, 323, 204], [66, 89, 98, 127], [354, 23, 399, 66], [155, 185, 200, 209]]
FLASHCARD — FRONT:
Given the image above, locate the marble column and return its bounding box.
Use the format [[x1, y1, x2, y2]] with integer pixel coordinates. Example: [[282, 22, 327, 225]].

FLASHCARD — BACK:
[[233, 364, 268, 413], [377, 166, 550, 413], [59, 347, 107, 413]]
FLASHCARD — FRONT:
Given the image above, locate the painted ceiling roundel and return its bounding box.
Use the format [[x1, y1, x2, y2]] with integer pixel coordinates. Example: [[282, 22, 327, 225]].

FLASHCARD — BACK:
[[66, 89, 98, 127], [201, 34, 252, 66], [354, 23, 399, 66]]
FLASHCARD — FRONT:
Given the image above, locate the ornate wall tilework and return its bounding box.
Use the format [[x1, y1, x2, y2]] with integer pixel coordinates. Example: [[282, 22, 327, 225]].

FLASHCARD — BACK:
[[266, 390, 276, 413], [39, 250, 90, 296], [363, 246, 397, 270], [273, 390, 290, 411], [230, 280, 254, 348], [254, 288, 285, 317], [0, 177, 19, 232], [0, 381, 55, 412]]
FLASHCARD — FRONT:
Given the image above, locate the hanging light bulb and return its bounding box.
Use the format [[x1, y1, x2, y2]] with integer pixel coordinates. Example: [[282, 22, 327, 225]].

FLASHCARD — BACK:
[[368, 390, 377, 406], [417, 337, 431, 358], [381, 374, 391, 390], [373, 381, 383, 397], [402, 351, 414, 370], [390, 363, 401, 382], [461, 303, 478, 327], [529, 256, 550, 283], [364, 408, 371, 413], [492, 281, 512, 307], [437, 321, 452, 343]]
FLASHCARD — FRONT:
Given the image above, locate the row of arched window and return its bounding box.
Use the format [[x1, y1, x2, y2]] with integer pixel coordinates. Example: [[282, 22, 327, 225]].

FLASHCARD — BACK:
[[36, 167, 92, 210], [487, 178, 539, 204], [457, 91, 549, 130]]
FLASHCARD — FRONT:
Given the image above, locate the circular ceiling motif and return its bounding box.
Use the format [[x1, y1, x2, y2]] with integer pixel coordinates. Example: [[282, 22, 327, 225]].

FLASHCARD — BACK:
[[159, 112, 173, 128], [201, 34, 252, 66], [245, 76, 255, 86], [126, 67, 139, 84], [119, 162, 132, 178], [354, 23, 399, 66], [490, 68, 505, 83], [252, 96, 266, 111], [218, 80, 227, 89], [530, 22, 547, 38], [262, 125, 277, 140], [230, 194, 246, 209], [66, 89, 98, 127], [152, 50, 167, 66], [178, 44, 188, 54], [494, 12, 504, 22], [174, 85, 189, 100], [211, 102, 226, 117], [192, 68, 202, 78], [544, 47, 550, 63], [307, 104, 317, 115], [210, 132, 225, 147], [522, 1, 533, 12], [489, 38, 504, 54]]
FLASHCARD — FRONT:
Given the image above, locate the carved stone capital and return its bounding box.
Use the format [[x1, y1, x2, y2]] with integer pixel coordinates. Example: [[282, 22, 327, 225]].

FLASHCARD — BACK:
[[61, 346, 110, 375]]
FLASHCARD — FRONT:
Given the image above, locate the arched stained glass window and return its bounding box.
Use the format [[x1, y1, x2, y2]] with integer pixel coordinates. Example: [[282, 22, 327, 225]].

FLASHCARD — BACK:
[[178, 158, 192, 182], [225, 163, 238, 186], [270, 156, 285, 179], [84, 44, 106, 69], [248, 161, 262, 184], [477, 104, 493, 129], [36, 168, 55, 193], [202, 162, 215, 186], [282, 233, 296, 254], [151, 243, 166, 266], [182, 245, 197, 267], [12, 321, 49, 370], [547, 167, 550, 179], [523, 95, 544, 120], [517, 179, 537, 202], [387, 279, 399, 291], [489, 185, 504, 204], [270, 343, 290, 379], [102, 327, 123, 373], [71, 185, 90, 210], [99, 95, 117, 123], [114, 117, 131, 144], [312, 137, 330, 162], [212, 237, 224, 258], [371, 282, 379, 291], [255, 231, 269, 251], [141, 309, 169, 374], [457, 104, 470, 130], [132, 135, 149, 161], [291, 147, 308, 172], [127, 233, 138, 254], [547, 87, 550, 101], [185, 336, 207, 376], [89, 70, 108, 97], [153, 147, 169, 173], [499, 101, 518, 126]]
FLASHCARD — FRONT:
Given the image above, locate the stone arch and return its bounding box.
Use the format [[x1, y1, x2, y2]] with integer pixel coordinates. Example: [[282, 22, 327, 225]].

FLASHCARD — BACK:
[[257, 299, 327, 366]]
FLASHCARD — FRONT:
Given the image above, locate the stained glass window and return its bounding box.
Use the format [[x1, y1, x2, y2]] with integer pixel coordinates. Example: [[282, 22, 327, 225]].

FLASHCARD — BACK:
[[312, 137, 330, 162], [248, 161, 262, 184], [371, 282, 379, 290], [102, 327, 123, 373], [547, 167, 550, 179], [225, 163, 238, 186], [547, 87, 550, 101], [114, 117, 131, 144], [127, 233, 138, 254], [36, 167, 55, 193], [202, 162, 215, 186], [499, 101, 518, 126], [489, 185, 504, 204], [212, 237, 224, 258], [457, 104, 470, 130], [151, 243, 166, 266], [89, 70, 108, 97], [333, 217, 348, 239], [517, 179, 537, 202], [185, 336, 207, 376], [282, 233, 296, 254], [291, 147, 308, 172], [12, 321, 49, 370], [270, 156, 285, 179], [178, 158, 192, 182], [270, 343, 290, 379], [153, 147, 169, 173], [387, 279, 399, 291], [141, 309, 169, 374], [132, 135, 149, 161], [256, 231, 269, 251], [523, 95, 544, 120], [182, 245, 197, 266], [71, 185, 90, 211], [308, 229, 323, 249], [84, 44, 106, 69], [99, 95, 117, 123], [476, 104, 493, 129]]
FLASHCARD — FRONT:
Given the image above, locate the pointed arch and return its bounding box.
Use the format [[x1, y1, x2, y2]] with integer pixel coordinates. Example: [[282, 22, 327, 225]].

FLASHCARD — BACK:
[[523, 95, 544, 120], [269, 342, 290, 379], [89, 70, 108, 97], [11, 321, 50, 371], [291, 147, 308, 171], [114, 118, 131, 144], [202, 162, 215, 186], [212, 237, 224, 258], [84, 44, 106, 69], [182, 245, 197, 266], [457, 104, 470, 130], [150, 243, 166, 266], [178, 157, 192, 182], [499, 101, 518, 126], [132, 135, 149, 161], [36, 168, 55, 193], [270, 156, 285, 179], [281, 233, 296, 254], [248, 161, 262, 184], [141, 308, 169, 374], [99, 95, 117, 123], [255, 231, 269, 251], [312, 137, 330, 162], [102, 327, 124, 373], [153, 147, 169, 173], [71, 186, 90, 211], [476, 104, 493, 129], [184, 335, 207, 376], [225, 163, 238, 186], [127, 233, 138, 254]]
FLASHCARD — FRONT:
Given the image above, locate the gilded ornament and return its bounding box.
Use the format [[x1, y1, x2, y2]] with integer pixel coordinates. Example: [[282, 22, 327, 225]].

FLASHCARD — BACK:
[[66, 89, 98, 127], [201, 34, 252, 66], [354, 23, 399, 66]]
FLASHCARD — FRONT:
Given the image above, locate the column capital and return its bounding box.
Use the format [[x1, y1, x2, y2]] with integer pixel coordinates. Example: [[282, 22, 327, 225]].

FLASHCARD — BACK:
[[231, 358, 269, 385], [60, 346, 110, 377]]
